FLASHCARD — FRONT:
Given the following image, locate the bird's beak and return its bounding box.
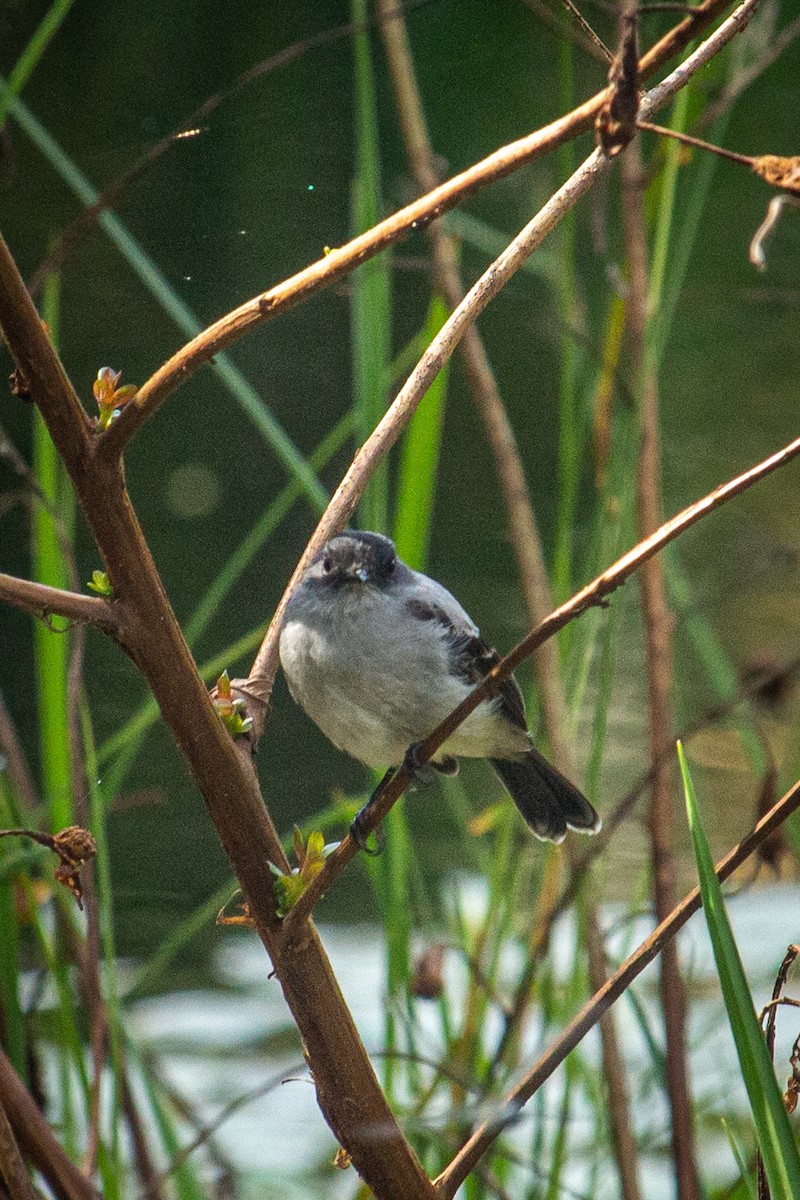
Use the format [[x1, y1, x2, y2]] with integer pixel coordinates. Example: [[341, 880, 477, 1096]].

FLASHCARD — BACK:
[[355, 566, 369, 582]]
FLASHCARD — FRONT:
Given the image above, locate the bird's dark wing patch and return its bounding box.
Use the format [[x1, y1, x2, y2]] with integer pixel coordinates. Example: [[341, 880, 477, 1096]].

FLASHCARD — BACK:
[[405, 598, 527, 731]]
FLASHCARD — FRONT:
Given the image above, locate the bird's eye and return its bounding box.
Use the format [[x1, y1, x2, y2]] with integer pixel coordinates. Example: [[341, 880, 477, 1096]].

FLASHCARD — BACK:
[[386, 555, 396, 573], [322, 555, 333, 574]]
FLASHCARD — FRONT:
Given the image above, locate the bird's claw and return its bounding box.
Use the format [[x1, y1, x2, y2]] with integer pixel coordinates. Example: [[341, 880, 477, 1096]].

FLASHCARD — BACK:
[[350, 802, 386, 856], [403, 741, 440, 788], [350, 766, 395, 855]]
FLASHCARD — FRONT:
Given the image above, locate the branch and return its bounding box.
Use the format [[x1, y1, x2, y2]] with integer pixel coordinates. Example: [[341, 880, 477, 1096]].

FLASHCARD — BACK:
[[282, 422, 800, 934], [621, 122, 698, 1196], [435, 772, 800, 1196], [0, 573, 120, 634], [0, 244, 90, 465], [0, 1048, 99, 1200], [244, 150, 612, 725], [98, 0, 734, 457], [0, 1094, 39, 1200], [0, 691, 38, 812]]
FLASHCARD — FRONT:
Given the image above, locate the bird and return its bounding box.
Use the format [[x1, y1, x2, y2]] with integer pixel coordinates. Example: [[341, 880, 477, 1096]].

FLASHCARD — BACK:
[[279, 530, 600, 846]]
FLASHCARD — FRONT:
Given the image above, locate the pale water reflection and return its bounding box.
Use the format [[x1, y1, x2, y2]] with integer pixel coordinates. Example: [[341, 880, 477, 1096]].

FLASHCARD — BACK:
[[127, 880, 800, 1198]]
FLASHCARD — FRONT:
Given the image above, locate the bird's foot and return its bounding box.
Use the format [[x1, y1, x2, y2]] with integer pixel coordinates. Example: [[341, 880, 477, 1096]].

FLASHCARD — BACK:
[[402, 741, 440, 789], [350, 767, 394, 856]]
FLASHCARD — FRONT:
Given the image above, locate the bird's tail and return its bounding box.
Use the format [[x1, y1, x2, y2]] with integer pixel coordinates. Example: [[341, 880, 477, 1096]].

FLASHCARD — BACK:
[[490, 750, 600, 843]]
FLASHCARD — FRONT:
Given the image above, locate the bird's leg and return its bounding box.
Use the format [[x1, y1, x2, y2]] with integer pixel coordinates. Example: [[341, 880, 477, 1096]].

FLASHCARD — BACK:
[[350, 766, 395, 855], [351, 745, 453, 855]]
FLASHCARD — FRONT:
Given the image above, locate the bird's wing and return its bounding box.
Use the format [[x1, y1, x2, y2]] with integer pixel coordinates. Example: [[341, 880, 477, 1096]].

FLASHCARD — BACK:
[[403, 574, 527, 732]]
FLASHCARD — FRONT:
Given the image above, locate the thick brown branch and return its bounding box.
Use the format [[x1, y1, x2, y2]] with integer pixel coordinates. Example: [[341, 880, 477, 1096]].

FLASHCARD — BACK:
[[0, 1094, 38, 1200], [282, 423, 800, 933], [0, 240, 90, 464], [0, 1049, 98, 1200], [0, 573, 120, 635], [98, 0, 734, 457], [0, 242, 435, 1199], [434, 774, 800, 1196]]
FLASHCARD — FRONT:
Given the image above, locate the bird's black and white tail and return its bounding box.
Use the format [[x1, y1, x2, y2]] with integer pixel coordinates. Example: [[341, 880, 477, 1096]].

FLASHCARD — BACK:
[[490, 750, 601, 843]]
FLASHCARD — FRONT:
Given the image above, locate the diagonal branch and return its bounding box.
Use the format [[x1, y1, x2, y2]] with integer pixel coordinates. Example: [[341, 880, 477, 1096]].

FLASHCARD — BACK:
[[98, 0, 734, 458], [0, 1092, 39, 1200], [434, 773, 800, 1196], [282, 423, 800, 934], [0, 573, 120, 635], [0, 1048, 99, 1200]]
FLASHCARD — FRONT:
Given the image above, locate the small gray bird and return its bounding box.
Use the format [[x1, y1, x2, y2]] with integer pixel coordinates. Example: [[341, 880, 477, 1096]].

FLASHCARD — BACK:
[[279, 531, 600, 844]]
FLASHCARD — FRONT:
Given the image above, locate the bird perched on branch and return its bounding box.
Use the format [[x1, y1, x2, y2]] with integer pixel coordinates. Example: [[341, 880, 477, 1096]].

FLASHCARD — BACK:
[[279, 531, 600, 846]]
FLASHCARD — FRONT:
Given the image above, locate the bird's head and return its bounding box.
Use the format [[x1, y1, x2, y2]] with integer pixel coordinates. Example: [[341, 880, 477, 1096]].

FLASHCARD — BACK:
[[305, 531, 398, 589]]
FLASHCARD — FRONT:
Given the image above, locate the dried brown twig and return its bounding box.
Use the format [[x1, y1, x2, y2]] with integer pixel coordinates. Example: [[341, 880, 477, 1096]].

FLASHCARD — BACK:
[[622, 89, 699, 1200]]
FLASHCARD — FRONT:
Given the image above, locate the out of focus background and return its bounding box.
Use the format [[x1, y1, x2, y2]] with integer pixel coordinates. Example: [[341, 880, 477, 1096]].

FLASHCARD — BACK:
[[1, 1, 800, 1197]]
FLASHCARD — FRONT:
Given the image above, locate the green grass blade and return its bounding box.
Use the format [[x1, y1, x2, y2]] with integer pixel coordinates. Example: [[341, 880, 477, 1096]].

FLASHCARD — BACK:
[[666, 546, 765, 775], [136, 1058, 207, 1200], [33, 271, 74, 830], [720, 1116, 759, 1200], [394, 295, 449, 570], [679, 742, 800, 1200], [0, 81, 327, 511], [351, 0, 391, 532], [0, 0, 75, 124]]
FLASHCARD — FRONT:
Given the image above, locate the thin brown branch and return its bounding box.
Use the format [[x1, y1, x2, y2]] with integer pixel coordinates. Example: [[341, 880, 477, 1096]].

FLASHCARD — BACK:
[[487, 652, 800, 1082], [698, 10, 800, 129], [0, 1094, 38, 1200], [583, 901, 644, 1200], [282, 419, 800, 933], [520, 0, 613, 63], [621, 133, 698, 1199], [244, 144, 613, 736], [0, 692, 37, 812], [97, 0, 735, 458], [637, 119, 754, 165], [434, 773, 800, 1197], [559, 0, 614, 61], [0, 574, 120, 635], [0, 1048, 99, 1200]]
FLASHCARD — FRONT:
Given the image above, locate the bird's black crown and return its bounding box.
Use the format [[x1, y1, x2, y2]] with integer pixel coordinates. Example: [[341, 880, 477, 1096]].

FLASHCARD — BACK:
[[311, 530, 398, 586]]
